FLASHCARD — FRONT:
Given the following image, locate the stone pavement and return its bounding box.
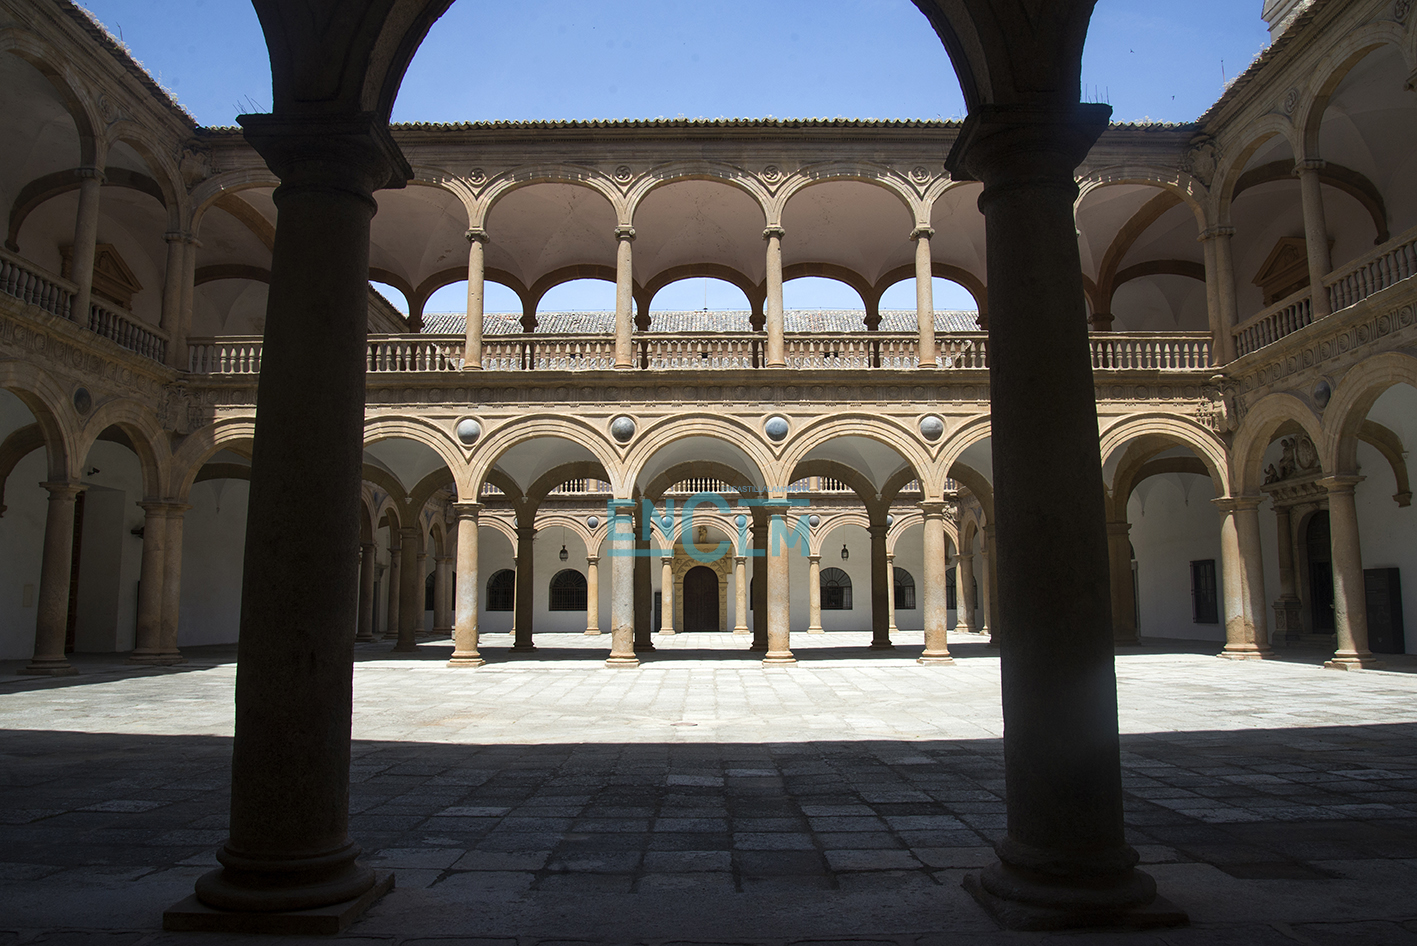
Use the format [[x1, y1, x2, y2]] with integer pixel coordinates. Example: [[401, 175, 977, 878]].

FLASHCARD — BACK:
[[2, 631, 1417, 945]]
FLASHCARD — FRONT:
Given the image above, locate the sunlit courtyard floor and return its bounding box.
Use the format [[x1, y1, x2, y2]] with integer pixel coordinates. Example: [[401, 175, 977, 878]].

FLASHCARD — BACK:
[[3, 630, 1417, 945]]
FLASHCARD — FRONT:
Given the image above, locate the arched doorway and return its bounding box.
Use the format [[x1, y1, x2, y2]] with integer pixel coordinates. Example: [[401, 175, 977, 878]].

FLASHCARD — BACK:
[[682, 566, 719, 632], [1305, 511, 1335, 633]]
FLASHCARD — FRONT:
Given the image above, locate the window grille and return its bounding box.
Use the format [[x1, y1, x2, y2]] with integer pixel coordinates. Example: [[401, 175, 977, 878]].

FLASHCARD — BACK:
[[1190, 559, 1218, 625], [487, 569, 515, 611], [820, 566, 853, 610], [549, 569, 588, 611], [893, 567, 916, 610]]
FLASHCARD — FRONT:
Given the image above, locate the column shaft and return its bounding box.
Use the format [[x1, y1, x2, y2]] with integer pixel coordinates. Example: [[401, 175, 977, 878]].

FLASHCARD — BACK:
[[659, 557, 675, 634], [434, 555, 452, 636], [68, 170, 103, 325], [356, 542, 376, 642], [584, 556, 601, 634], [383, 541, 401, 640], [1272, 505, 1303, 640], [958, 552, 976, 632], [733, 555, 750, 634], [606, 501, 639, 667], [513, 525, 535, 650], [913, 227, 937, 367], [463, 229, 487, 369], [751, 524, 767, 651], [919, 504, 953, 663], [1215, 498, 1272, 658], [614, 227, 635, 368], [1107, 522, 1137, 644], [763, 506, 794, 665], [1297, 161, 1333, 319], [449, 504, 484, 666], [1323, 477, 1378, 668], [1213, 228, 1239, 362], [395, 528, 420, 652], [23, 483, 82, 675], [1199, 230, 1225, 365], [131, 501, 169, 660], [886, 553, 898, 633], [807, 555, 823, 634], [764, 227, 786, 367], [161, 233, 187, 369], [176, 236, 198, 366], [156, 506, 188, 663], [869, 523, 892, 648]]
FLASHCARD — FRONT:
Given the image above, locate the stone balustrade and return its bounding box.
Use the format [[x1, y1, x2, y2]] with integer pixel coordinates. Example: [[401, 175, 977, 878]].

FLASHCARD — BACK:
[[0, 247, 74, 321], [87, 300, 168, 364]]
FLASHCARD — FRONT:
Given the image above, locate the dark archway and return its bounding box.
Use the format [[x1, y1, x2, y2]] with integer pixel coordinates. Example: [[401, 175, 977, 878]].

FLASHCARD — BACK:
[[682, 566, 719, 632]]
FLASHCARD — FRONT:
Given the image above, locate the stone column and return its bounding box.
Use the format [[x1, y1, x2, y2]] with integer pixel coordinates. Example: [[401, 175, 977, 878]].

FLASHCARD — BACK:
[[984, 523, 1001, 646], [1211, 226, 1239, 362], [632, 503, 653, 652], [189, 114, 410, 915], [763, 503, 795, 665], [394, 527, 420, 652], [886, 553, 898, 634], [161, 232, 187, 369], [584, 556, 601, 635], [750, 521, 767, 651], [22, 482, 83, 676], [919, 503, 954, 664], [807, 554, 823, 634], [763, 226, 786, 368], [949, 104, 1175, 927], [606, 500, 639, 667], [1322, 476, 1379, 669], [448, 503, 484, 667], [415, 551, 428, 636], [68, 168, 103, 325], [659, 556, 675, 635], [463, 228, 487, 369], [383, 538, 401, 640], [614, 226, 636, 369], [1107, 521, 1138, 644], [1271, 505, 1303, 641], [1296, 159, 1333, 320], [869, 522, 892, 648], [1215, 497, 1272, 659], [176, 235, 198, 365], [433, 555, 452, 637], [1198, 228, 1227, 365], [356, 542, 376, 642], [513, 525, 535, 651], [155, 505, 189, 664], [130, 501, 170, 662], [912, 226, 937, 367], [733, 555, 750, 634], [956, 551, 976, 632]]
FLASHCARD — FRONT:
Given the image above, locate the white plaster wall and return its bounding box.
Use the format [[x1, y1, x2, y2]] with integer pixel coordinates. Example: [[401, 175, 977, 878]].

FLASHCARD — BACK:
[[891, 531, 926, 634], [74, 440, 146, 653], [1354, 441, 1416, 653], [477, 533, 516, 637], [178, 479, 248, 646], [0, 449, 47, 659], [1128, 473, 1224, 641]]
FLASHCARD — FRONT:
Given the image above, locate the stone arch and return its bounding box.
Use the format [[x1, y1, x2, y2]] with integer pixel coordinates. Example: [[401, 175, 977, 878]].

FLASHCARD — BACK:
[[1298, 22, 1410, 157], [0, 361, 76, 481], [76, 398, 171, 499], [362, 415, 465, 485], [775, 163, 919, 223], [524, 460, 613, 513], [479, 167, 623, 228], [781, 415, 935, 498], [1077, 167, 1210, 229], [639, 264, 762, 317], [171, 418, 257, 500], [937, 415, 993, 487], [625, 163, 772, 227], [103, 129, 187, 227], [811, 510, 872, 558], [530, 511, 595, 553], [641, 459, 760, 501], [189, 170, 281, 234], [1322, 351, 1417, 475], [469, 416, 624, 500], [788, 458, 881, 512], [1216, 118, 1303, 218], [623, 416, 776, 496], [1098, 413, 1230, 499], [872, 261, 989, 318], [478, 514, 518, 551], [1230, 392, 1326, 495], [0, 29, 101, 163]]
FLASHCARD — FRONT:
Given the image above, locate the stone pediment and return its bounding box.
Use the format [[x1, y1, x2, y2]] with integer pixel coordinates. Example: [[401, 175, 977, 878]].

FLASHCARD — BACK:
[[1253, 237, 1311, 306], [61, 243, 143, 308]]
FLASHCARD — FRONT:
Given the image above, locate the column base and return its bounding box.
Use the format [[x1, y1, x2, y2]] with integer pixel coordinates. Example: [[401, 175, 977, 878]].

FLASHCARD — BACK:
[[1325, 653, 1384, 670], [1218, 643, 1272, 660], [511, 642, 536, 652], [447, 654, 485, 668], [584, 628, 602, 636], [917, 653, 955, 665], [748, 642, 767, 652], [807, 626, 824, 635], [353, 633, 375, 643], [605, 655, 641, 669], [633, 642, 656, 652], [20, 658, 78, 676], [963, 865, 1185, 933], [869, 640, 895, 650], [762, 651, 796, 666], [733, 627, 750, 635], [166, 871, 393, 935], [391, 641, 419, 653], [658, 628, 676, 636]]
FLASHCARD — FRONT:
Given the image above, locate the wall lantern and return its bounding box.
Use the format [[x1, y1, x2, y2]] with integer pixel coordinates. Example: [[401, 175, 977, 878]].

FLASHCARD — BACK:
[[840, 544, 850, 561], [559, 545, 569, 562]]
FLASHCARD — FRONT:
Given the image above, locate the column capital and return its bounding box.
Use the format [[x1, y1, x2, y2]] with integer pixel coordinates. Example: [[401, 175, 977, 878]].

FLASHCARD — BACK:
[[885, 552, 895, 563], [1212, 495, 1264, 513], [399, 525, 421, 539], [1106, 520, 1132, 537], [238, 112, 412, 202], [41, 481, 84, 499], [1294, 158, 1327, 174], [361, 540, 377, 552], [762, 225, 786, 241], [515, 525, 536, 539], [614, 224, 636, 242], [807, 554, 821, 565], [919, 501, 950, 519], [608, 498, 637, 512], [164, 230, 188, 244], [1319, 474, 1364, 495], [957, 551, 974, 562], [867, 523, 889, 539], [910, 225, 935, 241], [1197, 225, 1236, 242], [944, 103, 1111, 195], [450, 502, 482, 520], [586, 555, 600, 566], [76, 166, 106, 182], [465, 227, 489, 244]]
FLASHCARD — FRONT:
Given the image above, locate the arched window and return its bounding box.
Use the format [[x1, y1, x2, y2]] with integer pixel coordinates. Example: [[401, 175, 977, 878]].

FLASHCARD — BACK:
[[487, 569, 515, 611], [820, 567, 852, 610], [549, 569, 588, 611], [893, 567, 916, 610]]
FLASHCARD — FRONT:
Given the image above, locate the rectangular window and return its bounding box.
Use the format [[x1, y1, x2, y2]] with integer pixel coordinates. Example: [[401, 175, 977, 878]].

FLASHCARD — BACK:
[[946, 571, 956, 610], [1191, 559, 1219, 625]]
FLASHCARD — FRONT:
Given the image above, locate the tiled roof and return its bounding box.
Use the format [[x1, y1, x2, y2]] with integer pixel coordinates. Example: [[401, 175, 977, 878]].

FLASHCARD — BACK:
[[421, 309, 983, 335], [1196, 0, 1336, 128], [60, 1, 198, 128]]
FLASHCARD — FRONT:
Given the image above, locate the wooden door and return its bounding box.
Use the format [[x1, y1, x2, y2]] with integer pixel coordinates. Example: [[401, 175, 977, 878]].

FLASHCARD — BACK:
[[682, 566, 719, 632]]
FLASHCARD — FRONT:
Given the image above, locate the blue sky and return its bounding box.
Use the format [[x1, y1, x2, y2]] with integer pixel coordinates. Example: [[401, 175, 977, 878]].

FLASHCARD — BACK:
[[79, 1, 1272, 313]]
